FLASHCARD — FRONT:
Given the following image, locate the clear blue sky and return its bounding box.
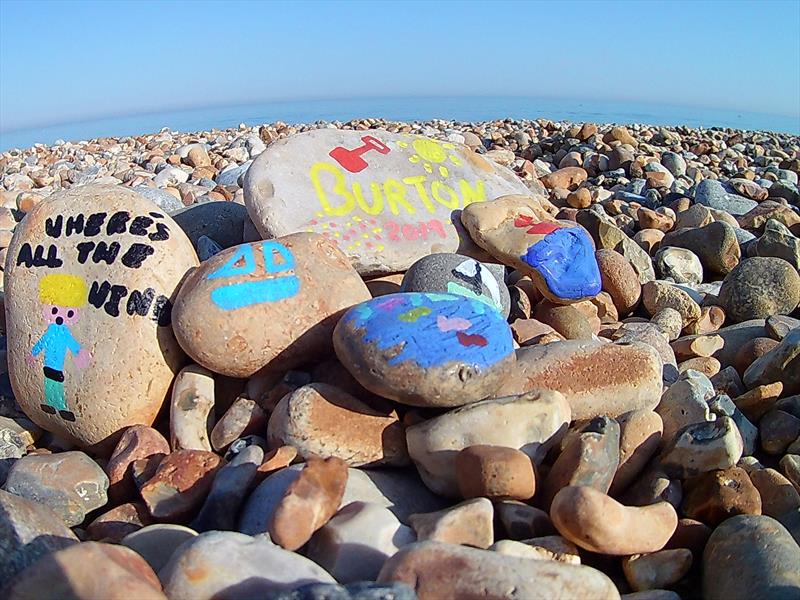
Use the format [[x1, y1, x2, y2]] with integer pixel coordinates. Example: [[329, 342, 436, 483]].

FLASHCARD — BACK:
[[1, 0, 798, 131]]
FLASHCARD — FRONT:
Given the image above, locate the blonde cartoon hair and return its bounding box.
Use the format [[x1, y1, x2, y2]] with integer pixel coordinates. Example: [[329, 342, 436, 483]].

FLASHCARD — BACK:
[[38, 274, 88, 307]]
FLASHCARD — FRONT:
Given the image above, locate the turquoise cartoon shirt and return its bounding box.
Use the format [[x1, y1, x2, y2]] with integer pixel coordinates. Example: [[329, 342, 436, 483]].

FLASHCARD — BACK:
[[31, 324, 81, 371]]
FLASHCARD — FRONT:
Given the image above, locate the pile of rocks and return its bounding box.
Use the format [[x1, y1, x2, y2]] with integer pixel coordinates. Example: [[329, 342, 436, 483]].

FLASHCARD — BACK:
[[0, 120, 798, 600]]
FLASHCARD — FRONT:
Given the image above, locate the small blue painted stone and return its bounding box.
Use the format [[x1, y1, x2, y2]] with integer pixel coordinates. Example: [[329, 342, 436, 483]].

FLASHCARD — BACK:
[[333, 292, 515, 408]]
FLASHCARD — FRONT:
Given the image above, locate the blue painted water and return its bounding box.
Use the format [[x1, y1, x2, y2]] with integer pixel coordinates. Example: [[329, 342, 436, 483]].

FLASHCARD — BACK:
[[1, 96, 798, 152]]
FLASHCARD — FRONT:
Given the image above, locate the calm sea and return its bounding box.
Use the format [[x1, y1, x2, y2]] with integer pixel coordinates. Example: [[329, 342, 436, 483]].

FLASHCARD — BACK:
[[1, 96, 798, 152]]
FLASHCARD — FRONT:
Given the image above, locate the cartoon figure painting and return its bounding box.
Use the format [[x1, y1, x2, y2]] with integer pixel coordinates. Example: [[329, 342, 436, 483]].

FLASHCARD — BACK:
[[26, 274, 92, 421]]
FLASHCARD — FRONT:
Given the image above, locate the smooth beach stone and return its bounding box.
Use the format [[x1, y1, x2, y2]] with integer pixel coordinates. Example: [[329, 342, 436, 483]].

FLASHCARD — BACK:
[[455, 445, 536, 500], [377, 541, 620, 600], [406, 390, 570, 497], [238, 464, 304, 535], [550, 486, 678, 555], [243, 129, 532, 275], [753, 219, 800, 269], [121, 523, 198, 574], [494, 339, 663, 420], [0, 488, 79, 581], [400, 253, 510, 317], [5, 184, 198, 449], [460, 195, 602, 303], [610, 410, 663, 496], [169, 364, 215, 452], [654, 246, 704, 285], [743, 327, 800, 395], [106, 425, 170, 503], [656, 369, 715, 444], [490, 536, 580, 564], [333, 292, 515, 408], [3, 541, 166, 600], [210, 396, 267, 452], [2, 450, 109, 526], [160, 531, 336, 600], [703, 515, 800, 600], [622, 549, 693, 592], [694, 179, 758, 216], [718, 257, 800, 323], [306, 501, 416, 584], [173, 232, 370, 377], [683, 466, 762, 525], [660, 417, 744, 479], [86, 501, 153, 543], [170, 201, 248, 252], [267, 383, 408, 467], [272, 582, 417, 600], [409, 497, 494, 548], [661, 221, 741, 276], [596, 248, 642, 315], [495, 500, 555, 540]]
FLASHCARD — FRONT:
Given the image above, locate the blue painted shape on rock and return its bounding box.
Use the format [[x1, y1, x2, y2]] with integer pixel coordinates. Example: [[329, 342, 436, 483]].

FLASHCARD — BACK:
[[208, 241, 300, 310], [521, 226, 601, 300], [345, 292, 513, 369]]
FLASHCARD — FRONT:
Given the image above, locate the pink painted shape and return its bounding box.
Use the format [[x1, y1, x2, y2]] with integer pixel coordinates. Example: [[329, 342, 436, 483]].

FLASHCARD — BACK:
[[436, 315, 472, 332]]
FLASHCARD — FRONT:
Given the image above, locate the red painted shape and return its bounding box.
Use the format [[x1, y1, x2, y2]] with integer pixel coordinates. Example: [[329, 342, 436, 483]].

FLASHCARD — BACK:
[[525, 221, 560, 235], [329, 135, 391, 173], [456, 331, 488, 347], [514, 215, 534, 228]]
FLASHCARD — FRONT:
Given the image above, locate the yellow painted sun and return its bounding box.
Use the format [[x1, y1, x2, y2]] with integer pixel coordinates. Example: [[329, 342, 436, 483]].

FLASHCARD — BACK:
[[397, 136, 462, 178]]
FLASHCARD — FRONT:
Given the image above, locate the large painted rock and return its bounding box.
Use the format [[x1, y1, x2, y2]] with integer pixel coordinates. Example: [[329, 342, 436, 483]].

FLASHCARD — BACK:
[[333, 292, 515, 407], [4, 185, 198, 449], [243, 129, 533, 275], [461, 195, 601, 303], [173, 233, 370, 377]]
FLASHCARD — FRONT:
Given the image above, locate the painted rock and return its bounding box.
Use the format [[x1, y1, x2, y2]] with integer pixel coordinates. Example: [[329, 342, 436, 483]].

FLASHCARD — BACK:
[[333, 292, 515, 407], [460, 195, 601, 303], [400, 253, 510, 317], [173, 232, 370, 377], [4, 185, 198, 449], [243, 129, 532, 275]]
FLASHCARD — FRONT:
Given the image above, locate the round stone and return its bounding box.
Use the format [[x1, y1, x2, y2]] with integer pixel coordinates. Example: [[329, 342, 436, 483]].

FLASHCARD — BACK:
[[718, 257, 800, 323], [400, 253, 509, 317], [4, 184, 198, 449], [595, 249, 641, 315], [333, 292, 515, 408], [655, 247, 704, 285], [173, 233, 370, 377]]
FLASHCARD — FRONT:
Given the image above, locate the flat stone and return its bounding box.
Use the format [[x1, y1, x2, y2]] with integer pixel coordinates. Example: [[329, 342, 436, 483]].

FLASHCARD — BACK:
[[334, 292, 515, 408], [86, 501, 153, 543], [306, 501, 416, 583], [377, 541, 620, 599], [596, 249, 642, 315], [120, 523, 198, 575], [238, 464, 304, 535], [190, 444, 262, 532], [660, 417, 744, 479], [268, 383, 408, 467], [5, 184, 198, 449], [747, 467, 800, 518], [139, 449, 222, 521], [694, 179, 758, 215], [682, 467, 762, 526], [269, 457, 348, 551], [494, 339, 663, 420], [243, 129, 532, 275], [406, 390, 570, 497], [210, 396, 267, 452], [400, 253, 509, 317], [160, 531, 335, 599], [170, 365, 215, 452], [490, 535, 580, 564], [656, 370, 715, 444], [703, 515, 800, 600], [610, 410, 663, 496], [173, 233, 370, 377], [461, 195, 601, 302], [409, 497, 494, 548], [2, 450, 108, 526], [3, 541, 166, 600], [661, 221, 741, 276], [106, 425, 170, 503], [0, 488, 78, 580], [744, 327, 800, 395], [622, 549, 693, 592], [753, 219, 800, 269]]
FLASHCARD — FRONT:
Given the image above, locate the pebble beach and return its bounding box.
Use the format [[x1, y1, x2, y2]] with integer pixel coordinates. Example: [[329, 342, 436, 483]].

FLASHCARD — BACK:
[[0, 116, 799, 600]]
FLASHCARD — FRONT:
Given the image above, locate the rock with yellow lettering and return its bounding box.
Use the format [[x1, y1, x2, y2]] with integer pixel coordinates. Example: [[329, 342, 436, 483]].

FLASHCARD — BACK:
[[4, 185, 198, 450], [173, 232, 370, 378], [333, 292, 516, 408], [243, 129, 533, 275], [461, 195, 602, 303]]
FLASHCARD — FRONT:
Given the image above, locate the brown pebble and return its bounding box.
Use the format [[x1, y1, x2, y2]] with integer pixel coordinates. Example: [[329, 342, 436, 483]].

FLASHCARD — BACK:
[[681, 467, 762, 527], [455, 445, 536, 501], [139, 450, 222, 521], [106, 425, 170, 504], [734, 337, 780, 375]]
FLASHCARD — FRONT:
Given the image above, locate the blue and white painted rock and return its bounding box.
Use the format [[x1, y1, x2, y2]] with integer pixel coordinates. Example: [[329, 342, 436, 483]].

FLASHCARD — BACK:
[[243, 129, 533, 275], [461, 195, 601, 303], [333, 292, 515, 408], [4, 185, 198, 450], [172, 232, 370, 378], [400, 253, 510, 318]]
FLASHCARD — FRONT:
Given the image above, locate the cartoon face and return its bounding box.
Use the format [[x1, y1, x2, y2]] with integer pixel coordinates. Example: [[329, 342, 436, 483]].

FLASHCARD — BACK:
[[41, 304, 81, 326]]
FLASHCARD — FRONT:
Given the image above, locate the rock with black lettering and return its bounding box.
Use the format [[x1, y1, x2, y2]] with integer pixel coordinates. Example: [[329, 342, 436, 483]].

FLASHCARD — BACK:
[[173, 232, 370, 377], [243, 129, 533, 275], [4, 184, 198, 450]]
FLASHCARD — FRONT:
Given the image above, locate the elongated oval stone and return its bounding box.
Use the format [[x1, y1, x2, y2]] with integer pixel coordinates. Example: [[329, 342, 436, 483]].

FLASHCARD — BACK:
[[243, 129, 533, 275], [5, 185, 198, 450], [333, 292, 515, 408]]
